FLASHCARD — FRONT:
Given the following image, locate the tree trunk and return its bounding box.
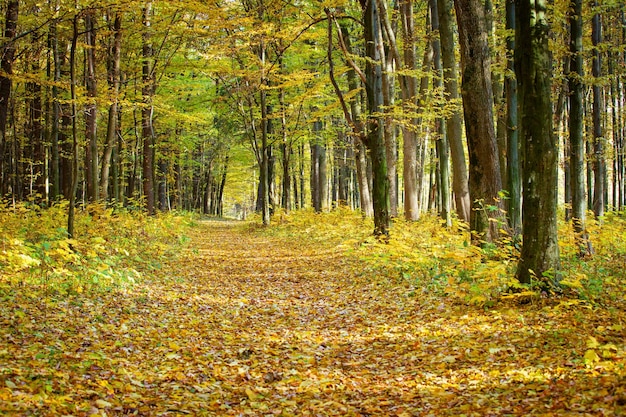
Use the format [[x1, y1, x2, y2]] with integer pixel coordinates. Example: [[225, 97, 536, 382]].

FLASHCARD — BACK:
[[49, 17, 61, 200], [142, 2, 156, 215], [397, 0, 420, 220], [84, 10, 99, 203], [431, 0, 451, 226], [259, 94, 270, 224], [68, 15, 80, 238], [591, 5, 605, 218], [505, 0, 521, 231], [378, 0, 397, 217], [436, 0, 470, 223], [100, 12, 122, 202], [515, 0, 561, 287], [0, 1, 18, 196], [279, 85, 291, 211], [568, 0, 592, 255], [363, 0, 390, 236], [454, 0, 503, 243], [311, 119, 325, 213]]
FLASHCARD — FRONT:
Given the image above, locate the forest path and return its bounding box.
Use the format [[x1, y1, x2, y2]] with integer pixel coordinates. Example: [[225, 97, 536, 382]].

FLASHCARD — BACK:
[[3, 220, 622, 416]]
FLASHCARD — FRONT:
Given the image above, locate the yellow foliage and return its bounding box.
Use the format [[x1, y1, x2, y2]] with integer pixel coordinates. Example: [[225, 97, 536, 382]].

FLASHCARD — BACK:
[[0, 202, 195, 294]]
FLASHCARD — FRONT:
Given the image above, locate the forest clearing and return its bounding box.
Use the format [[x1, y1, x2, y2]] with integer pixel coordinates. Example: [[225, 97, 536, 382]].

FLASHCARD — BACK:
[[1, 209, 625, 416]]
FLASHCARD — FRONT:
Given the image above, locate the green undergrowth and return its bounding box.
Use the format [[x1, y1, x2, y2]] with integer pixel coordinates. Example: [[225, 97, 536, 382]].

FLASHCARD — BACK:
[[262, 208, 626, 308], [0, 202, 195, 297]]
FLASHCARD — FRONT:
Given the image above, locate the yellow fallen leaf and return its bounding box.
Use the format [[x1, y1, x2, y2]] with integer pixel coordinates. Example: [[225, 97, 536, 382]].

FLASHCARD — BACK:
[[95, 399, 112, 408], [584, 349, 600, 365], [586, 336, 600, 349], [245, 387, 259, 401]]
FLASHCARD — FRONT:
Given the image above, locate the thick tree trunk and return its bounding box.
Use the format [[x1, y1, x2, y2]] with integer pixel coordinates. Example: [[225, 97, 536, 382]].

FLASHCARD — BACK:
[[454, 0, 503, 243], [378, 0, 397, 217], [436, 0, 470, 223], [515, 0, 561, 287], [363, 0, 390, 236]]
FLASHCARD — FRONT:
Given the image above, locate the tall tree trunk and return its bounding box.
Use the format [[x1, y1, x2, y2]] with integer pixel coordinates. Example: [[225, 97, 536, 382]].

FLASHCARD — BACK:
[[363, 0, 390, 236], [142, 2, 156, 215], [279, 84, 291, 212], [49, 17, 61, 200], [68, 15, 80, 238], [259, 81, 270, 224], [0, 1, 18, 196], [100, 12, 122, 202], [436, 0, 470, 223], [515, 0, 561, 287], [505, 0, 521, 231], [454, 0, 503, 243], [486, 0, 507, 188], [431, 0, 451, 226], [84, 10, 99, 203], [398, 0, 420, 220], [378, 0, 398, 217], [591, 4, 605, 218], [568, 0, 592, 254]]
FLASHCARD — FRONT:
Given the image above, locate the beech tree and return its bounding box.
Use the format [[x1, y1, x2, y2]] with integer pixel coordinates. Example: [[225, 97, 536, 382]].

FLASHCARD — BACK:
[[515, 0, 561, 286], [568, 0, 592, 255], [454, 0, 503, 243]]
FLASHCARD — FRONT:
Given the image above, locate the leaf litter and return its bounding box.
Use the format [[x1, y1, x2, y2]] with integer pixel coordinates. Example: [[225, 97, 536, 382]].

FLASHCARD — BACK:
[[1, 219, 625, 416]]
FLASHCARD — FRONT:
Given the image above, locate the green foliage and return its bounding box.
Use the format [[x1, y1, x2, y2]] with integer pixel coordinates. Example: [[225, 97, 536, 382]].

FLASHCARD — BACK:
[[0, 203, 194, 296]]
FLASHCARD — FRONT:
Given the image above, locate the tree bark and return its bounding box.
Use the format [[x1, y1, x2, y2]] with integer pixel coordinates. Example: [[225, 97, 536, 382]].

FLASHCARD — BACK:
[[0, 1, 18, 196], [591, 4, 605, 218], [68, 15, 80, 238], [431, 0, 451, 226], [397, 0, 420, 220], [142, 2, 156, 215], [454, 0, 503, 243], [49, 16, 61, 200], [515, 0, 561, 287], [84, 10, 99, 203], [505, 0, 521, 231], [568, 0, 592, 255], [436, 0, 470, 223], [100, 12, 122, 202], [362, 0, 390, 236]]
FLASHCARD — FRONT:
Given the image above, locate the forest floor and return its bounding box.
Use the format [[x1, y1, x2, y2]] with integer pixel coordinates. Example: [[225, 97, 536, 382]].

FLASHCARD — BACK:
[[2, 219, 626, 416]]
